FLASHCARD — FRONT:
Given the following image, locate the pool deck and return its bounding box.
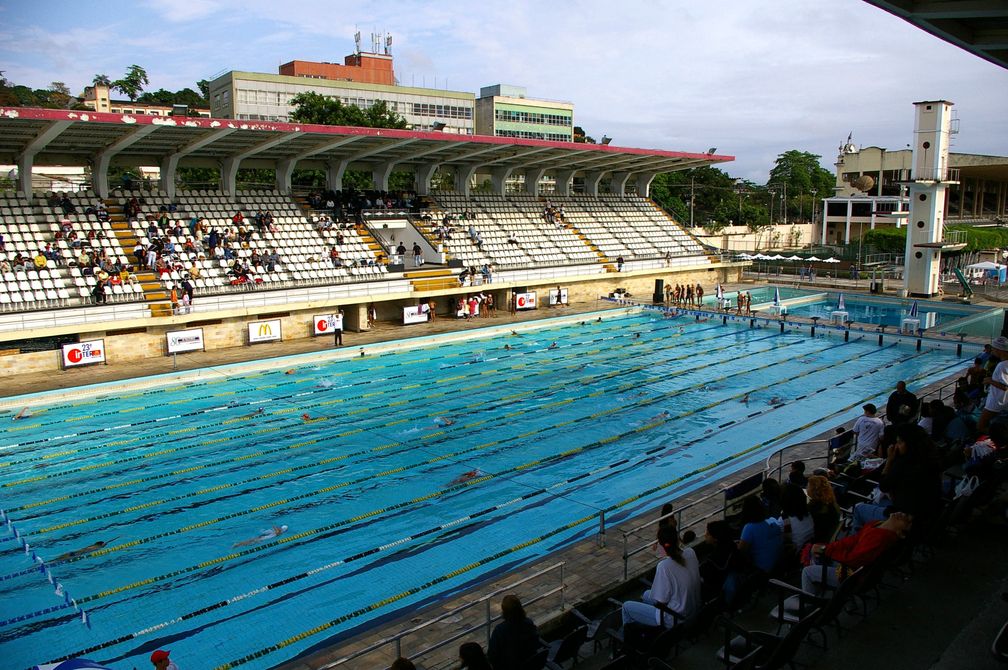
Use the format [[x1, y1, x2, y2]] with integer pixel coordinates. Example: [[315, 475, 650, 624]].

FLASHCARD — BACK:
[[3, 282, 996, 670]]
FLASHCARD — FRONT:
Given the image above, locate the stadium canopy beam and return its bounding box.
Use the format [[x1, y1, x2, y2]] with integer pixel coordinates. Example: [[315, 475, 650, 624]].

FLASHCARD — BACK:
[[634, 172, 659, 198], [414, 163, 440, 196], [93, 124, 159, 199], [582, 170, 607, 197], [517, 148, 593, 168], [482, 146, 556, 167], [454, 163, 482, 196], [221, 133, 301, 195], [610, 171, 633, 197], [160, 127, 236, 199], [275, 135, 366, 193], [327, 159, 348, 192], [524, 168, 547, 195], [554, 169, 577, 196], [16, 120, 72, 201], [490, 166, 516, 195]]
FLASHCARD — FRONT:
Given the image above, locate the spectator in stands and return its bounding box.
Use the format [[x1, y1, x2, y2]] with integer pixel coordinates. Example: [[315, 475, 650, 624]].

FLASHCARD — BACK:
[[852, 423, 941, 530], [886, 381, 919, 425], [0, 233, 5, 251], [780, 483, 815, 555], [180, 277, 194, 305], [488, 595, 540, 670], [188, 261, 201, 279], [43, 243, 61, 265], [801, 511, 912, 595], [849, 403, 885, 464], [760, 478, 782, 518], [265, 249, 279, 273], [59, 193, 75, 214], [388, 658, 415, 670], [698, 519, 745, 606], [127, 196, 141, 219], [183, 238, 197, 254], [962, 357, 986, 400], [980, 337, 1008, 432], [231, 211, 244, 228], [0, 259, 8, 274], [616, 255, 625, 272], [621, 524, 702, 629], [458, 642, 492, 670], [207, 229, 219, 255], [787, 461, 808, 488], [737, 494, 783, 575], [92, 278, 107, 304], [481, 264, 492, 284]]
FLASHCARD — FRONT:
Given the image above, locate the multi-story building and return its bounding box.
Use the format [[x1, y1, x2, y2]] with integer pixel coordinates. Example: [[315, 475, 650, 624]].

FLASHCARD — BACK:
[[474, 84, 574, 142], [208, 48, 475, 134], [81, 84, 210, 118]]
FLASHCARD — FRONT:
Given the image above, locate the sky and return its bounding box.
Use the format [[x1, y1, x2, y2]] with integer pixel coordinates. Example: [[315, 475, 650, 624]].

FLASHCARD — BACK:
[[1, 0, 1006, 182]]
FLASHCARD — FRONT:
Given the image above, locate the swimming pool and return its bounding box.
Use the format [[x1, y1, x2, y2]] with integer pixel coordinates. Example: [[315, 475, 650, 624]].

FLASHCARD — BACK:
[[726, 286, 999, 337], [0, 310, 977, 669]]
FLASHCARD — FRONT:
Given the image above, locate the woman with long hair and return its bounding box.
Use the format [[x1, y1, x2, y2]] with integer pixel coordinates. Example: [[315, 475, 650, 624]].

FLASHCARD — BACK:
[[621, 524, 702, 628]]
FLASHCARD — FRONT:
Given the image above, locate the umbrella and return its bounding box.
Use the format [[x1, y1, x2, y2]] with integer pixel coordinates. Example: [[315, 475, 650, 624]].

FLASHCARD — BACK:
[[33, 660, 113, 670], [716, 283, 724, 300], [736, 253, 753, 260], [837, 293, 846, 311], [754, 253, 772, 260], [769, 254, 786, 260], [787, 255, 803, 261], [966, 261, 1004, 270], [773, 287, 781, 306], [823, 257, 841, 263], [908, 300, 919, 318], [805, 256, 822, 262]]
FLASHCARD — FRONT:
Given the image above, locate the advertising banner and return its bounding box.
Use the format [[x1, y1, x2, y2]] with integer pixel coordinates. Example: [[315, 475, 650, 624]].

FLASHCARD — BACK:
[[312, 313, 343, 336], [248, 319, 282, 344], [515, 292, 537, 311], [403, 304, 429, 325], [548, 288, 568, 306], [61, 339, 106, 368], [166, 328, 205, 354]]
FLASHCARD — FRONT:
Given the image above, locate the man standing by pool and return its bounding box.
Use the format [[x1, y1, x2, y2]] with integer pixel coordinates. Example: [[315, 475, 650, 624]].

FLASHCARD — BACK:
[[332, 308, 344, 347]]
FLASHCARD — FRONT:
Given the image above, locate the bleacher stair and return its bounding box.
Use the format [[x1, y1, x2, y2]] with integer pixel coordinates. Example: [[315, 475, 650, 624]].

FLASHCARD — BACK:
[[565, 220, 614, 271], [405, 268, 459, 292]]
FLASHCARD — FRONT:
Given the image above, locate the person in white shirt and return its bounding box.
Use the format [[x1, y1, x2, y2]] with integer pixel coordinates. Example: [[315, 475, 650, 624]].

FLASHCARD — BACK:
[[850, 403, 885, 462], [621, 525, 702, 628], [980, 336, 1008, 432]]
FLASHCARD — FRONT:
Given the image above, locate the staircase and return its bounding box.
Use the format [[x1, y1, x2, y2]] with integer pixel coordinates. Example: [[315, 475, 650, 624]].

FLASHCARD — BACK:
[[565, 220, 615, 272], [292, 195, 389, 267], [405, 268, 460, 292], [105, 199, 174, 317]]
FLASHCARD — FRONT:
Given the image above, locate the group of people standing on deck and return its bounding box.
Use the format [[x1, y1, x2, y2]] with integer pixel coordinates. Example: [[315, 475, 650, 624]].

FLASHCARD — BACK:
[[665, 282, 705, 307]]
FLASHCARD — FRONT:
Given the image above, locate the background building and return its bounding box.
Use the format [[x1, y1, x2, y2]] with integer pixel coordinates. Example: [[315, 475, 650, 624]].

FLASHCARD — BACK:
[[475, 84, 574, 141], [81, 83, 210, 118]]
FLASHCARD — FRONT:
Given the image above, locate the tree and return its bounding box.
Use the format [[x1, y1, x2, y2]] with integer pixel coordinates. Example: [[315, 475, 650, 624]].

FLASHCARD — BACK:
[[136, 87, 206, 108], [767, 150, 834, 222], [289, 91, 407, 129], [112, 64, 149, 102], [573, 126, 596, 144], [92, 74, 112, 87], [196, 79, 210, 103], [47, 81, 71, 108]]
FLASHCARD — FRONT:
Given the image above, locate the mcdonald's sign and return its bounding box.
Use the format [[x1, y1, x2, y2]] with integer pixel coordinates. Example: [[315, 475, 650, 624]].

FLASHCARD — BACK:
[[248, 318, 282, 344]]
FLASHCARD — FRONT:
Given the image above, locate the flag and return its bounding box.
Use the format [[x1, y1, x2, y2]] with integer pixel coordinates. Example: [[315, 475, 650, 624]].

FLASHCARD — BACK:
[[773, 287, 781, 306], [908, 300, 919, 318], [837, 293, 845, 311]]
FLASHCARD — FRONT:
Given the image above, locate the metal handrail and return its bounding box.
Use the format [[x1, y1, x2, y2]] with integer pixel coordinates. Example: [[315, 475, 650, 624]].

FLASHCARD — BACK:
[[322, 561, 566, 668]]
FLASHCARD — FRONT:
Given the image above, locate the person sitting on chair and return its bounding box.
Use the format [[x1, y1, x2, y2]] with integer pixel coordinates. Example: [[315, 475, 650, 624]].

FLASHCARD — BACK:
[[621, 524, 702, 629]]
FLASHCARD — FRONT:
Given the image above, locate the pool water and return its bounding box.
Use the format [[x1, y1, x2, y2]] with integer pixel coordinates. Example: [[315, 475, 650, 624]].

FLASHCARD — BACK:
[[723, 286, 998, 336], [0, 311, 976, 669]]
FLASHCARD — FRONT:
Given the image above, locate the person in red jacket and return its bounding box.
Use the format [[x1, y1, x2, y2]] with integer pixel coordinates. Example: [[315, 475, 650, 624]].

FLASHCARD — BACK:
[[801, 511, 911, 594]]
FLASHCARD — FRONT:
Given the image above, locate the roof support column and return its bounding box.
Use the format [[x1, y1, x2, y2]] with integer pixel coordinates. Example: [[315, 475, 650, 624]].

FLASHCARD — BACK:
[[16, 119, 72, 202], [524, 168, 546, 195], [583, 171, 605, 197], [490, 167, 515, 196], [220, 157, 241, 197], [160, 155, 179, 200], [634, 172, 658, 198], [93, 125, 158, 200], [455, 164, 479, 196], [158, 128, 237, 201], [611, 172, 632, 197], [276, 159, 296, 195], [372, 161, 397, 192], [553, 169, 576, 196], [414, 163, 439, 196], [327, 159, 349, 192]]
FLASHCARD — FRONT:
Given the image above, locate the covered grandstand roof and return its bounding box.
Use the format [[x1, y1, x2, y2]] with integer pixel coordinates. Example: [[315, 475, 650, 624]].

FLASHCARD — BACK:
[[0, 107, 733, 175], [865, 0, 1008, 70]]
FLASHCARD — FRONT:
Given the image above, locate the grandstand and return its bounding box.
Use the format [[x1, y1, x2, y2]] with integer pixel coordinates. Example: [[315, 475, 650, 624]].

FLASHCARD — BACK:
[[0, 106, 739, 359]]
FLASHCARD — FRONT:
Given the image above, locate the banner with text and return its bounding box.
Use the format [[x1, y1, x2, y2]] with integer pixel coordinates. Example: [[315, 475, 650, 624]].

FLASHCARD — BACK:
[[248, 319, 282, 344], [515, 292, 537, 311], [403, 304, 430, 325], [313, 313, 344, 336], [166, 328, 205, 354], [61, 339, 106, 368]]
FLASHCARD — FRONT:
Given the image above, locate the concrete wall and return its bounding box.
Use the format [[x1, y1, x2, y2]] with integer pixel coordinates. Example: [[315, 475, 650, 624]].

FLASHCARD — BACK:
[[0, 264, 741, 379], [693, 224, 819, 252]]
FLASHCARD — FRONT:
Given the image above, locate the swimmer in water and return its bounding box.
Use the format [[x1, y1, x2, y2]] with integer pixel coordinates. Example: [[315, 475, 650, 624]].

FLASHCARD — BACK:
[[242, 407, 266, 419], [436, 417, 455, 427], [510, 330, 521, 336], [634, 332, 641, 339], [233, 525, 288, 548], [741, 393, 750, 406], [768, 396, 785, 406], [284, 369, 296, 375], [504, 343, 512, 350], [12, 407, 30, 421], [597, 317, 602, 323], [301, 413, 315, 422], [548, 341, 559, 349], [54, 538, 117, 562], [449, 469, 483, 486]]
